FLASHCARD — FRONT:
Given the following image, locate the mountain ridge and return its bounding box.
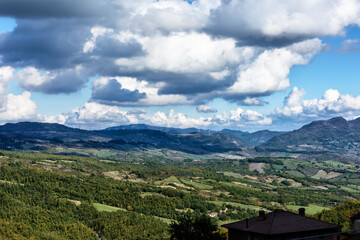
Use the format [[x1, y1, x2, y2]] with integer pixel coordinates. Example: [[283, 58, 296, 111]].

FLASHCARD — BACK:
[[3, 118, 360, 158], [258, 116, 360, 157], [0, 121, 286, 154]]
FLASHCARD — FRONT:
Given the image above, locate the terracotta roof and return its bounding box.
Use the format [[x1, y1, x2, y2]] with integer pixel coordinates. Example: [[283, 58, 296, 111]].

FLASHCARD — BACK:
[[221, 209, 339, 235]]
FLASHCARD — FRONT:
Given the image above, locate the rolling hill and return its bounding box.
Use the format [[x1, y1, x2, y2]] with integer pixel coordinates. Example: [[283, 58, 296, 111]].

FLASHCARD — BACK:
[[106, 124, 218, 134], [0, 122, 245, 154], [105, 124, 284, 146], [258, 117, 360, 157], [9, 119, 360, 158]]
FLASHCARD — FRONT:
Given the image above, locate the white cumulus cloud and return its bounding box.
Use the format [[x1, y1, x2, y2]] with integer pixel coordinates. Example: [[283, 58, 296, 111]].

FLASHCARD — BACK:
[[275, 87, 360, 120], [44, 102, 271, 130], [116, 32, 242, 74], [229, 108, 272, 126], [0, 67, 38, 123], [224, 39, 324, 98], [206, 0, 360, 42], [0, 91, 38, 122]]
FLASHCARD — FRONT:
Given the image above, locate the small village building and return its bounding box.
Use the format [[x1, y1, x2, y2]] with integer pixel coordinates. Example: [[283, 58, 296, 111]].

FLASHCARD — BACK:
[[208, 212, 218, 218], [220, 208, 229, 214], [221, 209, 341, 240]]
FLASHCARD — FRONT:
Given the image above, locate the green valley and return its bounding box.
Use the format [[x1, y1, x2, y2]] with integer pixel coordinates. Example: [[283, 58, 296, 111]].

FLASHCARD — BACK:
[[1, 148, 360, 239]]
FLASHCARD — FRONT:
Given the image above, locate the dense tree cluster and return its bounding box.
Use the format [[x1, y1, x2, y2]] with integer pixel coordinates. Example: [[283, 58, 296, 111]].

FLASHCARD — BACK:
[[169, 214, 226, 240], [315, 200, 360, 231], [0, 166, 168, 239]]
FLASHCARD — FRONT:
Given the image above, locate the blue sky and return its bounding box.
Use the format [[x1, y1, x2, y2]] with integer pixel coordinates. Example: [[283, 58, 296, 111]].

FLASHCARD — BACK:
[[0, 0, 360, 131]]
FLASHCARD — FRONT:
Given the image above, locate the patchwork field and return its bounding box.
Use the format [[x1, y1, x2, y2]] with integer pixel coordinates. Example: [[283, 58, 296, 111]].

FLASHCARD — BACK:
[[220, 181, 262, 191], [312, 170, 327, 179], [93, 203, 173, 224], [93, 203, 127, 212], [286, 204, 328, 215], [249, 163, 265, 174], [210, 201, 269, 212], [180, 179, 214, 190]]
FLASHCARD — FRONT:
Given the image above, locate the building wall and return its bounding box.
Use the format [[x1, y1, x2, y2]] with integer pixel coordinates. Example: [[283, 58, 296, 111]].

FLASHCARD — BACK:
[[228, 229, 340, 240]]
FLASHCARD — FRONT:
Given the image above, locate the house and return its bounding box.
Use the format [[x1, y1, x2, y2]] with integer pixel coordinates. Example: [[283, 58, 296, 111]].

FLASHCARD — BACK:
[[208, 212, 218, 218], [221, 208, 340, 240], [220, 208, 229, 214]]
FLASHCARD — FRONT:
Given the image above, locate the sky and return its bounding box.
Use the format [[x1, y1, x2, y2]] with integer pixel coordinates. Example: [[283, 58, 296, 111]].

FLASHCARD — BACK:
[[0, 0, 360, 131]]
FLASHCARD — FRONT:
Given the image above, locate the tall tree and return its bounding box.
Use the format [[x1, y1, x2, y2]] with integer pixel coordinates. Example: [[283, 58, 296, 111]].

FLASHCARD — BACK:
[[169, 214, 226, 240]]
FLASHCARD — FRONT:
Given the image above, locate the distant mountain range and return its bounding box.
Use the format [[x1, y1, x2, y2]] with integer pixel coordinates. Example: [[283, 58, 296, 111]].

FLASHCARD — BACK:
[[106, 124, 252, 135], [105, 124, 287, 148], [1, 117, 359, 159], [106, 124, 218, 134], [258, 116, 360, 158], [105, 124, 285, 145], [0, 122, 283, 154]]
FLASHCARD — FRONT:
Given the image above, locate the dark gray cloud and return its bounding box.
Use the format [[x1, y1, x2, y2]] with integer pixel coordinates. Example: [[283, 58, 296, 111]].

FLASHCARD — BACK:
[[91, 79, 146, 104], [86, 69, 236, 97], [204, 0, 358, 47], [127, 109, 146, 115], [205, 4, 305, 47], [196, 105, 217, 113], [0, 18, 141, 70], [141, 71, 236, 96], [157, 74, 232, 95], [234, 37, 307, 48], [0, 0, 118, 19], [224, 93, 272, 105], [84, 58, 124, 77], [0, 17, 144, 94], [92, 35, 144, 58], [0, 19, 91, 69], [231, 97, 268, 106], [18, 68, 87, 94]]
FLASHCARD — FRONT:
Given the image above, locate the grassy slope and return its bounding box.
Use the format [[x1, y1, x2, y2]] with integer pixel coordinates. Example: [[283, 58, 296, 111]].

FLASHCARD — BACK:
[[93, 203, 127, 212], [286, 204, 328, 215], [93, 203, 173, 224], [180, 179, 213, 190]]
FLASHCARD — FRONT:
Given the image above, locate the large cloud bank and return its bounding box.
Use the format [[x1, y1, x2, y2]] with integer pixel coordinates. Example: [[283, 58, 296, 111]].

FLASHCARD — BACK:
[[0, 0, 360, 128]]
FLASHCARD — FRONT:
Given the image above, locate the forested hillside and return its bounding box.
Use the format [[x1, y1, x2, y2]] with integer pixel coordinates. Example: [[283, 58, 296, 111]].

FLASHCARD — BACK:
[[259, 117, 360, 158], [0, 150, 360, 239]]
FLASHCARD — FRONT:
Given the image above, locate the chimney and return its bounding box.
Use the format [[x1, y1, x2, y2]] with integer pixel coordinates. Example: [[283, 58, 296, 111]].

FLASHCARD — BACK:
[[299, 208, 305, 216], [259, 210, 265, 220], [351, 214, 360, 232], [354, 219, 360, 232]]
